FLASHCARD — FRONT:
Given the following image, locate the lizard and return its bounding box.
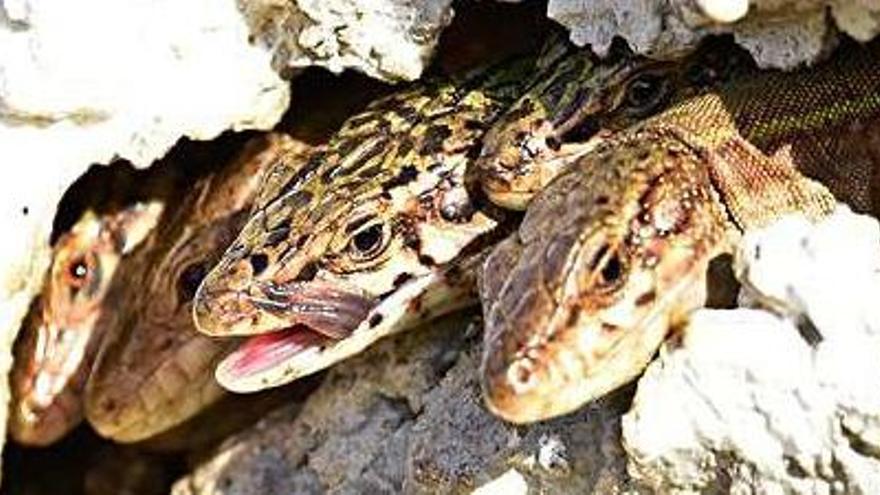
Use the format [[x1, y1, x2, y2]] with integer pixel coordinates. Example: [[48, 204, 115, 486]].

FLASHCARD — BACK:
[[191, 56, 533, 393], [476, 35, 756, 210], [9, 203, 162, 446], [82, 134, 311, 442], [191, 35, 754, 394], [479, 38, 880, 424]]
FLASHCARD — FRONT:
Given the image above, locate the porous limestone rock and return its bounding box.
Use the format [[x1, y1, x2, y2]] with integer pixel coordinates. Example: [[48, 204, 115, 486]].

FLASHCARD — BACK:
[[623, 208, 880, 493], [0, 0, 289, 474], [547, 0, 880, 68], [238, 0, 454, 81], [172, 313, 633, 494]]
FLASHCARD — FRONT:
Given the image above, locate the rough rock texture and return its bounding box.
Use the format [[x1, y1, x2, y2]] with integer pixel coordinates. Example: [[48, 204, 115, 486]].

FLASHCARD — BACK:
[[547, 0, 880, 68], [172, 312, 634, 494], [238, 0, 454, 81], [0, 0, 289, 473], [624, 208, 880, 494]]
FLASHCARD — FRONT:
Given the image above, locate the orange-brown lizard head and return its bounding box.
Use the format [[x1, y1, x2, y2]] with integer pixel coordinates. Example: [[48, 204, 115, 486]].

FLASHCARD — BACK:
[[10, 204, 160, 445], [480, 127, 733, 423]]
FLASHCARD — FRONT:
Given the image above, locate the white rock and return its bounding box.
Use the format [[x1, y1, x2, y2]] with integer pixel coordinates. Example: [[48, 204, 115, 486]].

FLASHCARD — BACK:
[[696, 0, 750, 23], [546, 0, 880, 68], [471, 469, 529, 495], [240, 0, 455, 81], [735, 207, 880, 338], [623, 208, 880, 493], [0, 0, 289, 472]]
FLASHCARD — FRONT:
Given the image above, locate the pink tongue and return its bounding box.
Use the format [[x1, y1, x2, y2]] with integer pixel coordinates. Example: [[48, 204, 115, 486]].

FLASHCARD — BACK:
[[223, 327, 331, 378]]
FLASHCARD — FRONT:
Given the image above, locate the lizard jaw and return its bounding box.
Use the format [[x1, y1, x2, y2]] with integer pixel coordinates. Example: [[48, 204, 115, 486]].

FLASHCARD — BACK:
[[214, 272, 456, 393], [10, 319, 96, 445], [200, 279, 376, 392]]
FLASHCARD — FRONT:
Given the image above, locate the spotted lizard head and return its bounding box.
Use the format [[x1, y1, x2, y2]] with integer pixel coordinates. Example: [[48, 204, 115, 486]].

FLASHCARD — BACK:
[[480, 126, 734, 423], [477, 35, 756, 210], [10, 203, 161, 445], [83, 135, 302, 442], [192, 64, 531, 393]]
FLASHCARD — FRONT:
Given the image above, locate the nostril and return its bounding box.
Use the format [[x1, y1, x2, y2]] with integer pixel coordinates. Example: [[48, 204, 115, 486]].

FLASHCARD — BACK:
[[506, 358, 538, 394], [544, 136, 562, 151], [100, 398, 117, 413], [295, 262, 318, 282], [559, 119, 599, 144]]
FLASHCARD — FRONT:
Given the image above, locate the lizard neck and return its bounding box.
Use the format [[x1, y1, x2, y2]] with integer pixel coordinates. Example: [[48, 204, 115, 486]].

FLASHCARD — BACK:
[[648, 42, 880, 230]]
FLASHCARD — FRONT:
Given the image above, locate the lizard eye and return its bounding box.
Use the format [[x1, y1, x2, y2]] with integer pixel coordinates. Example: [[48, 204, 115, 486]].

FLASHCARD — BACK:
[[589, 245, 625, 288], [63, 253, 96, 291], [349, 223, 388, 260], [624, 73, 670, 116], [599, 253, 623, 285], [178, 262, 209, 302]]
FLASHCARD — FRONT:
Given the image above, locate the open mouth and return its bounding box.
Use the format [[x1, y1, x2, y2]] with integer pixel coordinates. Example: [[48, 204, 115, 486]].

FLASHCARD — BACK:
[[215, 273, 443, 393], [24, 322, 94, 411], [219, 325, 334, 380], [10, 320, 95, 444], [215, 280, 377, 388]]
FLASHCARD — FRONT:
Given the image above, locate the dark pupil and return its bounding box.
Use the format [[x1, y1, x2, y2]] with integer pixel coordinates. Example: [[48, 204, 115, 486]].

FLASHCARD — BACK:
[[179, 263, 208, 300], [69, 259, 88, 280], [601, 255, 623, 284], [353, 224, 383, 254], [627, 75, 663, 109]]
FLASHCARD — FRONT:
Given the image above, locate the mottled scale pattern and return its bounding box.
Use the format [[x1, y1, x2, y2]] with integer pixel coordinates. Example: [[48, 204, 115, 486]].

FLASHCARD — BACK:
[[192, 56, 540, 392]]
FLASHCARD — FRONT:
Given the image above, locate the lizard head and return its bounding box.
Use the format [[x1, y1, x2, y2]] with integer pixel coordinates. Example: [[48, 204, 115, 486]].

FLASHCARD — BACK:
[[478, 35, 754, 210], [10, 204, 161, 445], [193, 86, 510, 392], [83, 136, 295, 442], [480, 128, 731, 423]]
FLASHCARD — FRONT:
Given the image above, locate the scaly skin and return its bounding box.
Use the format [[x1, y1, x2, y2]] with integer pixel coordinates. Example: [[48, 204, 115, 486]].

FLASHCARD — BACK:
[[84, 134, 310, 442], [480, 40, 880, 423], [9, 205, 162, 446], [477, 35, 756, 210], [192, 59, 536, 393]]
